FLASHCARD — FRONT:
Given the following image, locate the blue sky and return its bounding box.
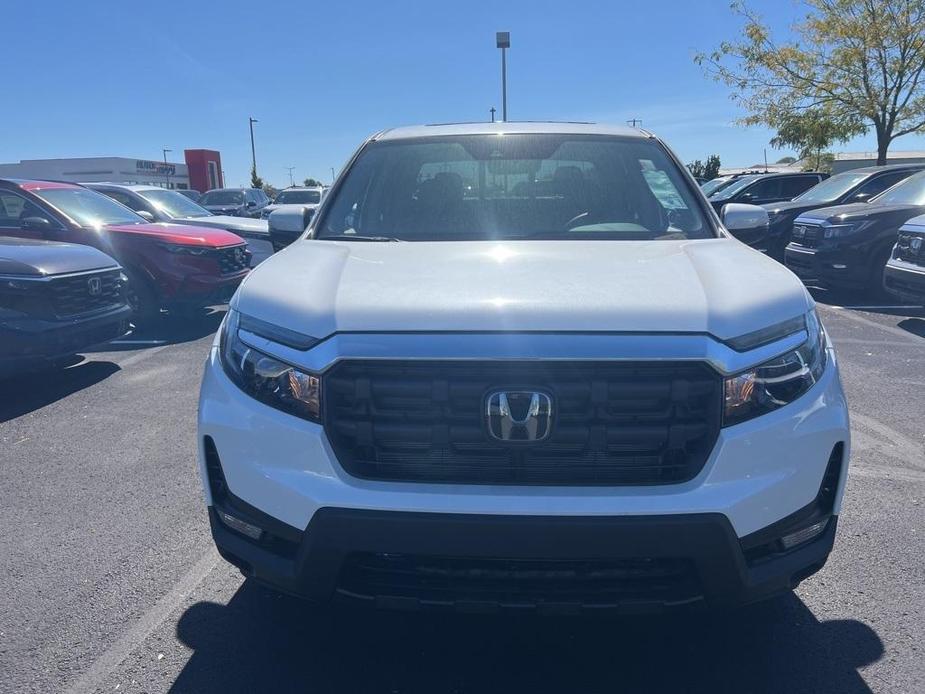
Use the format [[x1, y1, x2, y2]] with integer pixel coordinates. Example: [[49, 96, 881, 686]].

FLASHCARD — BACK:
[[3, 0, 922, 187]]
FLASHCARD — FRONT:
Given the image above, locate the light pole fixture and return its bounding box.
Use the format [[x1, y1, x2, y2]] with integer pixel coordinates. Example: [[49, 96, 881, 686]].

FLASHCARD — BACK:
[[286, 166, 295, 187], [162, 148, 172, 189], [248, 117, 259, 176], [496, 32, 510, 122]]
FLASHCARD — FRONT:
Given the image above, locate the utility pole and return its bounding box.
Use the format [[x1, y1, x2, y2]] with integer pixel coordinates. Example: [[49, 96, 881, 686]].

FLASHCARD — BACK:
[[763, 148, 769, 172], [330, 167, 336, 183], [496, 32, 510, 121], [162, 148, 172, 189], [248, 117, 259, 176], [490, 107, 497, 123], [285, 166, 295, 187], [626, 118, 643, 127]]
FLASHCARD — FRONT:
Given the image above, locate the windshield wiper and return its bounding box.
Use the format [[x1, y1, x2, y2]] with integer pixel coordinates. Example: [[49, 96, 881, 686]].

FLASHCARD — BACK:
[[327, 235, 403, 242]]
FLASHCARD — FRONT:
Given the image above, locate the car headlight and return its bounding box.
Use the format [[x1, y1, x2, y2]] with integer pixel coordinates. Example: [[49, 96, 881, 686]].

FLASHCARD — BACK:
[[219, 309, 322, 421], [723, 310, 827, 426], [823, 222, 867, 239], [159, 243, 209, 255]]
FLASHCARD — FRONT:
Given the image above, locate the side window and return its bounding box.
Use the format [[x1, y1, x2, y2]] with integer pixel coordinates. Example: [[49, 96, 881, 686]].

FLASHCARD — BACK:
[[739, 177, 781, 202], [852, 172, 910, 201], [0, 191, 49, 227], [780, 176, 818, 199]]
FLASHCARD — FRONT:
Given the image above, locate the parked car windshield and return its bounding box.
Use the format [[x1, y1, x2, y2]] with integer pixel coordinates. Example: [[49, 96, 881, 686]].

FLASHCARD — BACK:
[[200, 191, 243, 205], [700, 177, 734, 196], [793, 171, 870, 203], [871, 170, 925, 205], [317, 134, 713, 241], [33, 188, 144, 227], [707, 174, 762, 200], [140, 189, 212, 218], [274, 189, 321, 205]]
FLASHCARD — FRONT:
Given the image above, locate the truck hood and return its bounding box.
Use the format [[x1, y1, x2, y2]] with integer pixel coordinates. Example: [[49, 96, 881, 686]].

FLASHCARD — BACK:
[[0, 236, 119, 277], [796, 202, 920, 223], [175, 215, 269, 237], [234, 239, 812, 342], [104, 222, 245, 247]]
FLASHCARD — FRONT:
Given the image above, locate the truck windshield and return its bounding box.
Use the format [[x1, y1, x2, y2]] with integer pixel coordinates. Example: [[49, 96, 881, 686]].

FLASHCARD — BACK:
[[871, 170, 925, 205], [317, 134, 713, 241], [275, 190, 321, 205], [707, 175, 761, 200], [793, 171, 869, 203], [141, 189, 212, 218], [33, 188, 144, 227], [200, 191, 243, 205]]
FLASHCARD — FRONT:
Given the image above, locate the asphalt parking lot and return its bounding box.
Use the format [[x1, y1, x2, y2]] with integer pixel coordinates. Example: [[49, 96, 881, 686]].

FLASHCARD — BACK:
[[1, 292, 923, 694]]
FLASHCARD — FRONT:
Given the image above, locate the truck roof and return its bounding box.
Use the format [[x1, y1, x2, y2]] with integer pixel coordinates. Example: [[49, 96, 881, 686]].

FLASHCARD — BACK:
[[374, 121, 650, 142]]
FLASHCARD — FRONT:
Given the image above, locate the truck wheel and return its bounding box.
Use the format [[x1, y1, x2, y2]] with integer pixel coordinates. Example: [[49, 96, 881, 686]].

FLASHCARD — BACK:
[[124, 270, 161, 324]]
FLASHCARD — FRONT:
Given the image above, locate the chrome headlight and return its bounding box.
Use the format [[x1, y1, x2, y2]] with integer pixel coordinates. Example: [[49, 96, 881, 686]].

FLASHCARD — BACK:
[[724, 310, 827, 426], [159, 242, 209, 255], [823, 221, 869, 239], [219, 309, 322, 422]]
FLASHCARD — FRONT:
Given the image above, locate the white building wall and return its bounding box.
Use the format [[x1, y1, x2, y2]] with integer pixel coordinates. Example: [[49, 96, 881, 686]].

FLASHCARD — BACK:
[[0, 157, 191, 188]]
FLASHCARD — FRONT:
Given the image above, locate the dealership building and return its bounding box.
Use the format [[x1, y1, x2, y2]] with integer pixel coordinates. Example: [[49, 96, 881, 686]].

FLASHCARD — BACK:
[[0, 149, 224, 193]]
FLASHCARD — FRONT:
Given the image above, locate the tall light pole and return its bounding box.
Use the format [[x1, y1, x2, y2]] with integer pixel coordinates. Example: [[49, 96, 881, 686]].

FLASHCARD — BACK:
[[162, 148, 172, 189], [285, 166, 295, 187], [248, 117, 259, 178], [330, 167, 336, 183], [626, 118, 643, 127], [490, 107, 496, 123], [496, 32, 510, 122]]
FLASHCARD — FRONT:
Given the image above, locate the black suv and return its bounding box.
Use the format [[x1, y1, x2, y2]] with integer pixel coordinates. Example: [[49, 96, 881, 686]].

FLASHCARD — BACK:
[[707, 172, 828, 218], [759, 164, 924, 260], [198, 188, 269, 218], [786, 170, 925, 293], [0, 237, 131, 376]]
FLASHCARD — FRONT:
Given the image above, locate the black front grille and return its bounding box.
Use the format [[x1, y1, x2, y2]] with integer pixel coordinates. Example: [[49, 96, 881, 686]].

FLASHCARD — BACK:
[[894, 232, 925, 266], [324, 360, 722, 486], [216, 245, 249, 274], [337, 552, 703, 610], [48, 269, 123, 317], [792, 223, 823, 248]]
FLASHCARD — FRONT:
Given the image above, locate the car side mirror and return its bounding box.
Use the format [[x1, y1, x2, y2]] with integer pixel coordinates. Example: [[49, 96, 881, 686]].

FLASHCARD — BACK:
[[850, 192, 871, 203], [21, 216, 55, 231], [721, 203, 769, 235], [136, 210, 155, 222]]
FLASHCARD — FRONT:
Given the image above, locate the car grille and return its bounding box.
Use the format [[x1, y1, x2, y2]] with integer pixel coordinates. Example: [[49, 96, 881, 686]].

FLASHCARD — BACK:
[[48, 269, 123, 317], [791, 222, 823, 248], [894, 232, 925, 266], [216, 245, 249, 274], [324, 360, 722, 486], [336, 552, 703, 611]]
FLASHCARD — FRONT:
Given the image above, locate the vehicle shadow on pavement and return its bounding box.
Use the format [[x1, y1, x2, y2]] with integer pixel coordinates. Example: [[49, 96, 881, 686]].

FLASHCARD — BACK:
[[171, 582, 883, 694], [898, 318, 925, 337], [84, 307, 227, 353], [0, 359, 120, 423]]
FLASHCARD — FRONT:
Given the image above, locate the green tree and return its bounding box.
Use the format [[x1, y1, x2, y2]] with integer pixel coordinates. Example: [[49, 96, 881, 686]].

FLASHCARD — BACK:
[[769, 108, 860, 171], [687, 160, 706, 179], [687, 155, 722, 180], [696, 0, 925, 165], [303, 177, 324, 187], [250, 165, 264, 190]]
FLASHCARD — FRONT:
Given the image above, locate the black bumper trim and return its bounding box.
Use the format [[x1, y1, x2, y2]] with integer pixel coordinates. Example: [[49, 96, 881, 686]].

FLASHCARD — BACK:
[[208, 505, 837, 613]]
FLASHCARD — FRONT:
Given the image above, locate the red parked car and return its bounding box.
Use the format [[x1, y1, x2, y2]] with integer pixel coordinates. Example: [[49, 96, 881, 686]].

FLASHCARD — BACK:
[[0, 179, 250, 320]]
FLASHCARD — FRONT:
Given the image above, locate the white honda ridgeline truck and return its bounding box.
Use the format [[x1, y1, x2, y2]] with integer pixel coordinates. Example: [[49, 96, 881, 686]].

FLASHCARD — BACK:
[[198, 122, 850, 613]]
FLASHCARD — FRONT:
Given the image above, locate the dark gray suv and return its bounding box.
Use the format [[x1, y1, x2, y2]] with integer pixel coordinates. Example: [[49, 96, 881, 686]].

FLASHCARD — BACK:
[[199, 188, 269, 218]]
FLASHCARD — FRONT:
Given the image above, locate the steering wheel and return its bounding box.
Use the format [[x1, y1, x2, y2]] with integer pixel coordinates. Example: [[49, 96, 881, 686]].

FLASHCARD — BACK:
[[563, 211, 594, 230]]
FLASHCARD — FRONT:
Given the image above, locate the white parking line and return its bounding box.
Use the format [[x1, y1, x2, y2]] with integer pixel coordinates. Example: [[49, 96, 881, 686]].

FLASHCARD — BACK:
[[829, 305, 924, 311], [109, 339, 167, 345], [65, 549, 219, 694]]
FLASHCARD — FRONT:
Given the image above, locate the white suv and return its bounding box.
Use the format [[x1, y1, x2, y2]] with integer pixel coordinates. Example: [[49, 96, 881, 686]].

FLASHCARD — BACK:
[[198, 122, 850, 613]]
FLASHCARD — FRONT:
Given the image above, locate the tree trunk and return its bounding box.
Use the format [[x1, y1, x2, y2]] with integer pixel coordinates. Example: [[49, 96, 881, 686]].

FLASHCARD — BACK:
[[876, 128, 890, 166]]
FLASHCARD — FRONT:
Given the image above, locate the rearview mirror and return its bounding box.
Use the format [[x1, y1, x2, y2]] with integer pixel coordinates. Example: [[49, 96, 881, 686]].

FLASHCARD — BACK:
[[136, 210, 155, 222], [721, 203, 769, 234], [21, 216, 55, 231]]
